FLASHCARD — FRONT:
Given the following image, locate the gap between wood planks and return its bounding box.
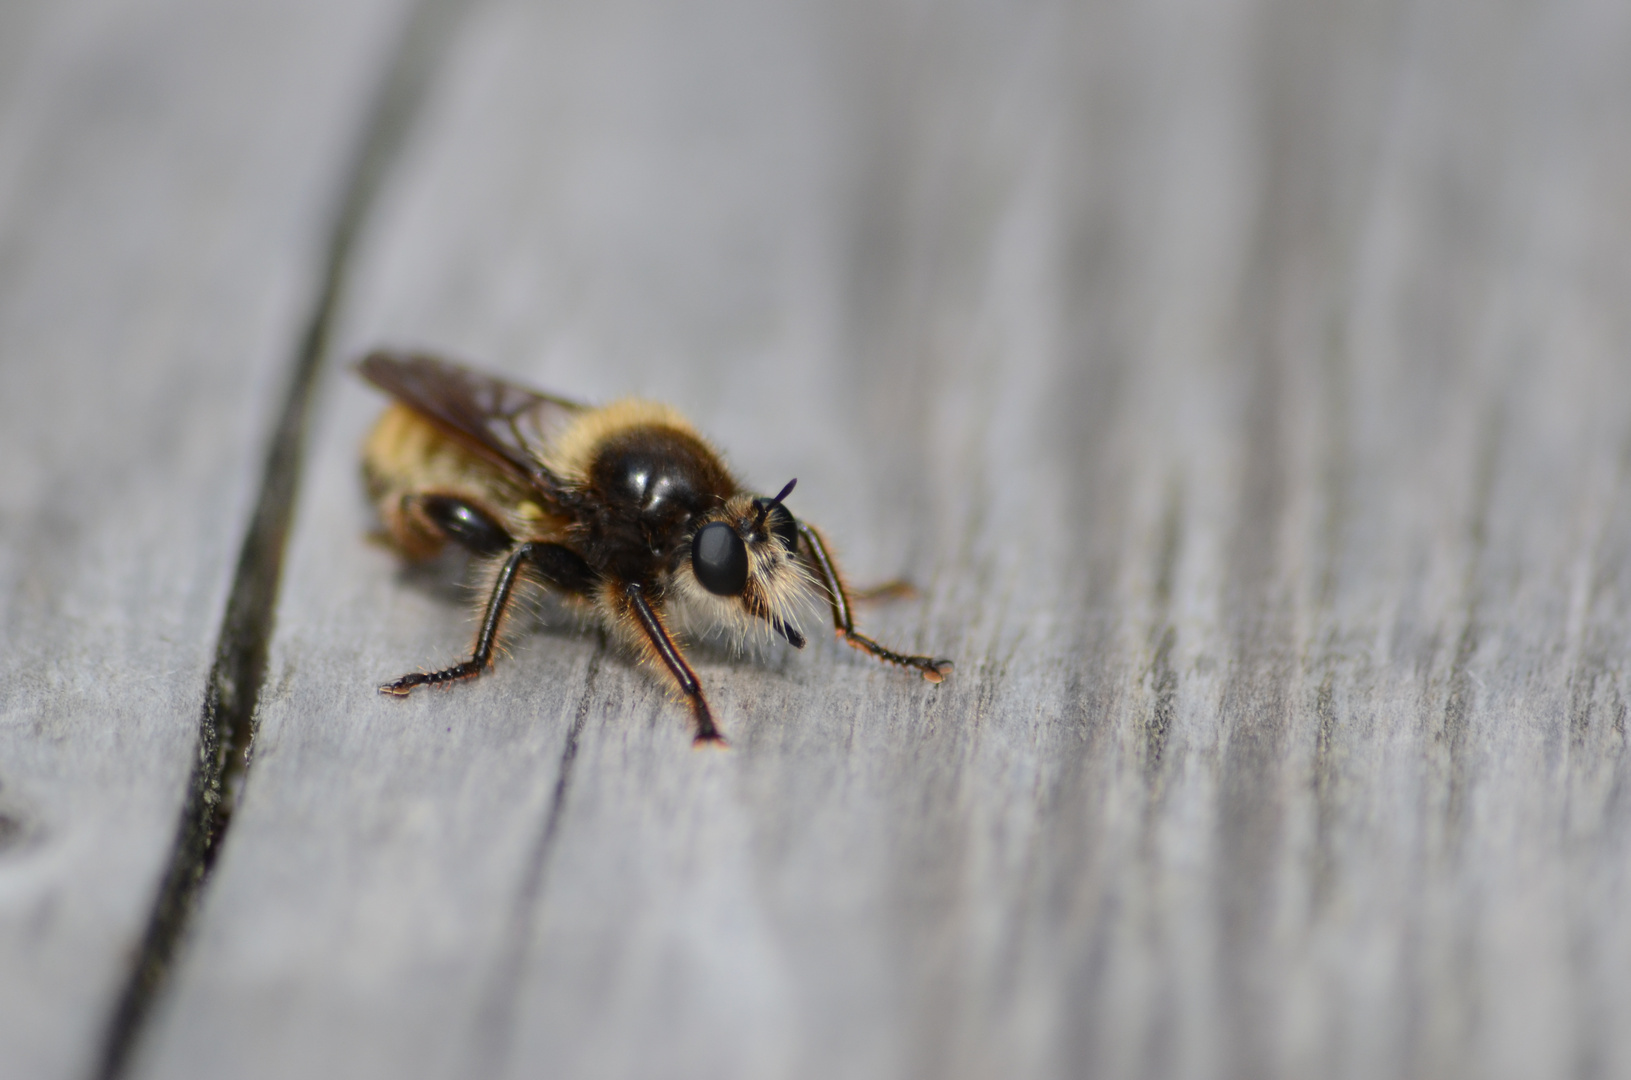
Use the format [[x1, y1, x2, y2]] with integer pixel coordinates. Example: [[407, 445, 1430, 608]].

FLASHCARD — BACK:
[[91, 0, 478, 1075], [465, 647, 603, 1080]]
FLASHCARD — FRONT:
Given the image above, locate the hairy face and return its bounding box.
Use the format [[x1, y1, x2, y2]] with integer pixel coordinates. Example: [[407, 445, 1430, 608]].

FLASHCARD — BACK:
[[673, 492, 817, 649]]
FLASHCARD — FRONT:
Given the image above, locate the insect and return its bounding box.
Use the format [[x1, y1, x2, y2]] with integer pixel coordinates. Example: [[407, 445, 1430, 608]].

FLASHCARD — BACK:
[[358, 351, 953, 744]]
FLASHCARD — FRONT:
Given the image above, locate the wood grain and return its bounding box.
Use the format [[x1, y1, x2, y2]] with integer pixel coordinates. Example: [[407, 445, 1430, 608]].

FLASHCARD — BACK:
[[9, 0, 1631, 1076], [0, 1, 410, 1077]]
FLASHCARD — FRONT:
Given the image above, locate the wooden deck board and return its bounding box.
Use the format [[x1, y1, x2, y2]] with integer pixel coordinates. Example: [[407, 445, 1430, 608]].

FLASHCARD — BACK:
[[0, 1, 411, 1077], [7, 0, 1631, 1076]]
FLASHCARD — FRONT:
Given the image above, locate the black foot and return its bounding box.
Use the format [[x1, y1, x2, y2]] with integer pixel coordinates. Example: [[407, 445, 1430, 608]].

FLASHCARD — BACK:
[[379, 660, 483, 695]]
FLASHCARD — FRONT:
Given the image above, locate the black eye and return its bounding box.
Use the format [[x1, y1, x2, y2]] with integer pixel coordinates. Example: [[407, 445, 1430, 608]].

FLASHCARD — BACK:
[[692, 521, 748, 595]]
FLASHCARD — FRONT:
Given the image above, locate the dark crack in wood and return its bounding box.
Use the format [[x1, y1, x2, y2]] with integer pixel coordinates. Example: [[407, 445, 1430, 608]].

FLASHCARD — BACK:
[[89, 1, 478, 1076]]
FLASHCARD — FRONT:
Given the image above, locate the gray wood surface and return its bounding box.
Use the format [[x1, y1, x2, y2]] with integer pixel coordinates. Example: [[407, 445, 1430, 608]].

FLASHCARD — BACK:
[[0, 1, 411, 1078], [6, 0, 1631, 1077]]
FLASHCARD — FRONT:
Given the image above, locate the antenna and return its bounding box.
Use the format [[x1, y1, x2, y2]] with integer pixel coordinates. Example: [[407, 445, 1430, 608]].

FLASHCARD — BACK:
[[752, 478, 797, 533]]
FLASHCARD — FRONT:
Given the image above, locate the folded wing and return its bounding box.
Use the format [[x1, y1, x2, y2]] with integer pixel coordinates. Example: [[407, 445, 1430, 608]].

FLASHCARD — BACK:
[[358, 350, 582, 509]]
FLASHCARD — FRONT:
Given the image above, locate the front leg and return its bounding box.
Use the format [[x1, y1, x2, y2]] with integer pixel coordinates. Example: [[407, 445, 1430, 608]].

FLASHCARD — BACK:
[[380, 540, 594, 694], [624, 582, 724, 745], [796, 522, 954, 683]]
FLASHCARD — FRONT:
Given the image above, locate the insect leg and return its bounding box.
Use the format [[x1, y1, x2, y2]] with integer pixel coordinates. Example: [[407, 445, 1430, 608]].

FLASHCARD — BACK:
[[796, 521, 954, 683], [852, 580, 918, 603], [380, 541, 594, 694], [624, 583, 724, 745], [406, 493, 513, 557]]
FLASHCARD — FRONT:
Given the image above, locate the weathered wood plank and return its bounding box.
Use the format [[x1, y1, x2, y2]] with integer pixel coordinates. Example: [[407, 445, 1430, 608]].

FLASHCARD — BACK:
[[136, 0, 1631, 1077], [0, 2, 411, 1077]]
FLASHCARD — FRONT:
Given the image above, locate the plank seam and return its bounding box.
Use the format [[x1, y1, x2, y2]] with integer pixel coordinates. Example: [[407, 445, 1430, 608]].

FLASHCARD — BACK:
[[468, 646, 605, 1079], [89, 1, 477, 1076]]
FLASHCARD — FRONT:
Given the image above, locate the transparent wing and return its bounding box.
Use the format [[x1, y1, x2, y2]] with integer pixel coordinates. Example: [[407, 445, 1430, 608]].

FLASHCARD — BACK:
[[358, 351, 584, 504]]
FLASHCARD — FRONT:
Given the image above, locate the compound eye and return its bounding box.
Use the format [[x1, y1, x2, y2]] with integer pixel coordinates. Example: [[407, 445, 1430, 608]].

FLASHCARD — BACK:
[[692, 521, 749, 595]]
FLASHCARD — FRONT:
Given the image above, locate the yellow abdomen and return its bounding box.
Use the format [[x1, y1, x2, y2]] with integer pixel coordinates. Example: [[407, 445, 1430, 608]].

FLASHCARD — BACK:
[[362, 404, 529, 559]]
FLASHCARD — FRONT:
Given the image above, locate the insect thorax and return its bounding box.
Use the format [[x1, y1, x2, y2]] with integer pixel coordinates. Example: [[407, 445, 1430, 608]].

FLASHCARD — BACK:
[[580, 424, 737, 574]]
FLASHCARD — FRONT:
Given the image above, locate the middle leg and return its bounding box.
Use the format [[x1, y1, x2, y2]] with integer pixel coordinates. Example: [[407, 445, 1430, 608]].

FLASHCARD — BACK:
[[380, 540, 595, 694]]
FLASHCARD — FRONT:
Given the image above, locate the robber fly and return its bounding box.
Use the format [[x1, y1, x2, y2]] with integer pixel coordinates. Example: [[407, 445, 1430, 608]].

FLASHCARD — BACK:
[[359, 351, 953, 744]]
